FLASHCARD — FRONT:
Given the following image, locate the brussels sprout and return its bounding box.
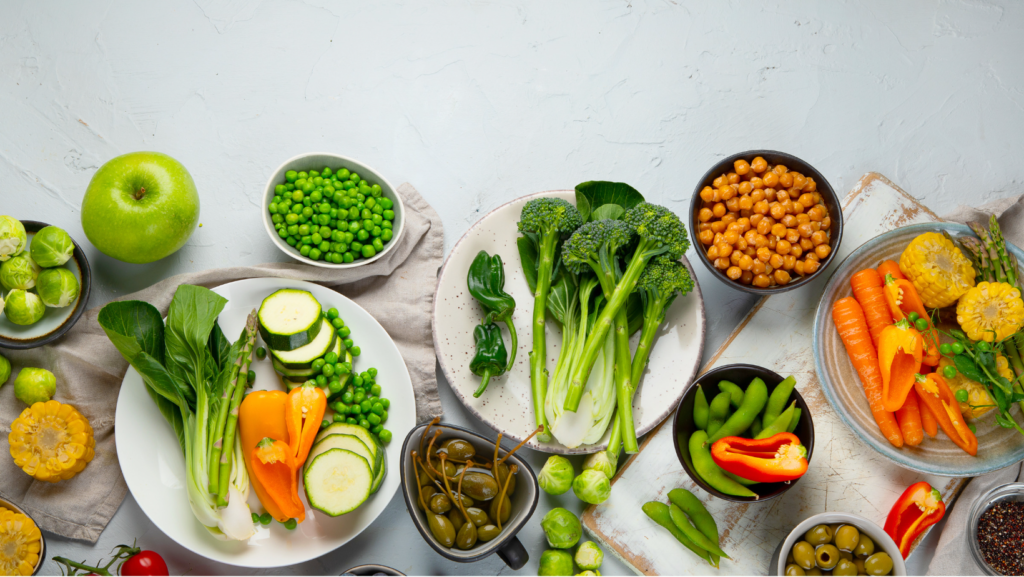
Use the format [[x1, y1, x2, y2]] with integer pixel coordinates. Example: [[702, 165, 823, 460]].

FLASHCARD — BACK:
[[0, 354, 10, 387], [0, 291, 4, 317], [538, 549, 574, 576], [0, 254, 40, 291], [572, 470, 611, 505], [541, 507, 582, 549], [30, 226, 75, 267], [575, 541, 604, 571], [0, 216, 27, 262], [575, 572, 600, 576], [36, 268, 80, 307], [4, 289, 45, 325], [539, 455, 575, 495], [582, 451, 617, 480], [14, 367, 56, 405]]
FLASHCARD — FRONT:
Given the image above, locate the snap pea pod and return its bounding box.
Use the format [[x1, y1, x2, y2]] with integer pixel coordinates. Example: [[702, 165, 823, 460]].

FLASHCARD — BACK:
[[668, 488, 726, 567], [690, 430, 758, 498], [706, 392, 732, 437], [750, 415, 763, 438], [708, 378, 768, 443], [755, 401, 796, 440], [670, 503, 730, 560], [717, 380, 744, 408], [787, 408, 802, 433], [762, 376, 797, 427], [642, 501, 711, 563], [693, 386, 709, 430]]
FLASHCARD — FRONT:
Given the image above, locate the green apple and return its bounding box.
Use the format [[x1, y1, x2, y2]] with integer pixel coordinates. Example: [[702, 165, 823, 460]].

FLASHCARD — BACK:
[[81, 152, 200, 264]]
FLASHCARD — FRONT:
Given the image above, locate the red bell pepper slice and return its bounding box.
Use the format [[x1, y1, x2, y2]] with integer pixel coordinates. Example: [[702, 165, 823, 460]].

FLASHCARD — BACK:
[[913, 373, 978, 456], [710, 432, 808, 483], [883, 275, 941, 366], [884, 481, 945, 558]]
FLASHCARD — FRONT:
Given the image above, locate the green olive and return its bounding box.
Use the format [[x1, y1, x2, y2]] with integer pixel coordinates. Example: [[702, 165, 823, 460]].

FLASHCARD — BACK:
[[864, 552, 893, 576], [787, 550, 796, 564], [839, 551, 853, 562], [455, 518, 478, 550], [786, 564, 807, 576], [805, 525, 834, 546], [493, 462, 517, 494], [441, 438, 477, 461], [429, 492, 452, 514], [465, 506, 491, 527], [477, 524, 501, 542], [428, 513, 456, 547], [448, 508, 466, 531], [853, 534, 875, 558], [462, 472, 500, 501], [829, 524, 843, 541], [805, 568, 822, 576], [792, 541, 816, 570], [489, 494, 511, 525], [835, 525, 860, 552], [853, 558, 866, 574], [833, 558, 858, 576], [816, 544, 840, 570]]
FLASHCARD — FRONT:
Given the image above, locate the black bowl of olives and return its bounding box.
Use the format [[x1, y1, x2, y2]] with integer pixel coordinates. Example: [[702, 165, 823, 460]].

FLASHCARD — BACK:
[[399, 420, 539, 570], [771, 512, 906, 575]]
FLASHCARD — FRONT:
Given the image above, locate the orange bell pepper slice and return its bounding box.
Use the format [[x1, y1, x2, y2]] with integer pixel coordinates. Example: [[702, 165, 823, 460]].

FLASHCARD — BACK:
[[913, 373, 978, 456], [251, 437, 305, 522], [883, 275, 941, 366], [878, 319, 924, 412], [710, 432, 808, 483], [286, 382, 328, 465], [239, 390, 292, 522], [884, 481, 945, 559]]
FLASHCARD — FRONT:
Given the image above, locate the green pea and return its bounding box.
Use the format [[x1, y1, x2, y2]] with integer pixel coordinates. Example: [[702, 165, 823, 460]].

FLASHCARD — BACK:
[[951, 342, 965, 354], [350, 346, 361, 356], [372, 424, 383, 434], [284, 518, 297, 530], [344, 338, 355, 349], [907, 311, 920, 323], [260, 512, 272, 525], [914, 318, 929, 332], [978, 341, 991, 352], [955, 389, 969, 403], [323, 364, 336, 378], [285, 170, 298, 182], [939, 343, 953, 355], [339, 326, 352, 338], [360, 400, 372, 412], [354, 376, 365, 388], [370, 383, 382, 396], [368, 413, 381, 426], [381, 229, 393, 242], [354, 390, 366, 403], [368, 367, 378, 378], [371, 402, 384, 415], [247, 370, 256, 384], [321, 418, 332, 429], [252, 512, 260, 523], [944, 365, 958, 379], [346, 417, 357, 425], [372, 238, 384, 252], [328, 380, 343, 395], [380, 410, 388, 423], [359, 419, 371, 430], [341, 391, 354, 404], [382, 398, 390, 409], [378, 429, 393, 443], [315, 374, 327, 386], [350, 404, 362, 415], [313, 359, 326, 373]]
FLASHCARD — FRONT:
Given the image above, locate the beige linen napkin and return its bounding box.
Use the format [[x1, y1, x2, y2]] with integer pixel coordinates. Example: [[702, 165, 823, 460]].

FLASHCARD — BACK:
[[926, 194, 1024, 575], [0, 183, 444, 542]]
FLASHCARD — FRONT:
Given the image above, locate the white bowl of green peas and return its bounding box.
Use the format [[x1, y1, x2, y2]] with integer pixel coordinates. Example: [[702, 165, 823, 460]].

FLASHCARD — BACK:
[[263, 152, 405, 268]]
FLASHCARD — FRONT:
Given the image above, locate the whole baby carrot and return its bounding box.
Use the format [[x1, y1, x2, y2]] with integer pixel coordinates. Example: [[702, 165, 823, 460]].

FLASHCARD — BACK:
[[895, 387, 924, 446], [832, 297, 904, 448], [851, 268, 894, 348]]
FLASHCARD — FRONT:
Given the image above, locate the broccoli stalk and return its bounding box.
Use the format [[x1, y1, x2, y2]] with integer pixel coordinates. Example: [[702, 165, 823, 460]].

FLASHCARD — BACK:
[[518, 198, 583, 442]]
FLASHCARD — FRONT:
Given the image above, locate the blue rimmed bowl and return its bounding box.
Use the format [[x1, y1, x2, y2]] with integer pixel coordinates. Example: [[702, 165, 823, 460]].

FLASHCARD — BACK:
[[812, 222, 1024, 476]]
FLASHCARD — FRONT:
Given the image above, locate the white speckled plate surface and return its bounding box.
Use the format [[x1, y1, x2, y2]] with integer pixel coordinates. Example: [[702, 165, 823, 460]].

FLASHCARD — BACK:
[[433, 191, 706, 454], [813, 222, 1024, 476]]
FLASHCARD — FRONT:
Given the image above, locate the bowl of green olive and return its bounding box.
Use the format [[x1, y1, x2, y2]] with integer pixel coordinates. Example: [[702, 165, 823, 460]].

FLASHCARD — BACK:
[[772, 512, 906, 576], [399, 419, 539, 570]]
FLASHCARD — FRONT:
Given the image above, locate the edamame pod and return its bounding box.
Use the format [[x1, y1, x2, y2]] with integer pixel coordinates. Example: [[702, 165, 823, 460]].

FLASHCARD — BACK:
[[717, 380, 745, 408], [642, 501, 711, 564], [725, 470, 759, 486], [693, 386, 709, 430], [708, 378, 768, 442], [669, 503, 731, 559], [750, 415, 763, 438], [762, 376, 797, 427], [690, 430, 758, 498], [668, 488, 726, 566], [787, 408, 802, 433], [756, 401, 796, 440], [706, 392, 732, 437]]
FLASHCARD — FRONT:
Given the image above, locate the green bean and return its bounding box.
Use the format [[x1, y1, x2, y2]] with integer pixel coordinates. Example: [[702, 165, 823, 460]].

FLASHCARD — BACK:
[[762, 376, 797, 427], [690, 430, 758, 498], [706, 392, 732, 437], [669, 504, 730, 559], [717, 380, 745, 408], [693, 386, 709, 430], [787, 408, 802, 433], [756, 401, 796, 440], [708, 378, 768, 442], [642, 502, 711, 564], [668, 488, 725, 566]]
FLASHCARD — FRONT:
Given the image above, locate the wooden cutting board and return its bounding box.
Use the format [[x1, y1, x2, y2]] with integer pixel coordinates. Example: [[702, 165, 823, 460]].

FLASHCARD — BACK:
[[581, 173, 966, 576]]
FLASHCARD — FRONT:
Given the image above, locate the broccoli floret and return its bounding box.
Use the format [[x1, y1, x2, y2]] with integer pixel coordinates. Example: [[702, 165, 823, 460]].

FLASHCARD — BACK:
[[518, 197, 583, 236], [622, 202, 690, 261], [632, 256, 694, 385], [561, 219, 635, 280]]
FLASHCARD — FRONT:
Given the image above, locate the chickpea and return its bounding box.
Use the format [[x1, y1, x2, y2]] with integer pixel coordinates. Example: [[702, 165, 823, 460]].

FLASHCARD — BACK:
[[815, 244, 832, 259], [738, 254, 754, 271], [779, 172, 794, 188], [811, 231, 828, 245], [738, 196, 753, 211], [744, 246, 756, 256], [821, 216, 831, 230], [805, 252, 819, 263], [799, 237, 815, 251], [707, 245, 719, 259], [767, 235, 778, 250], [699, 223, 712, 231], [754, 200, 770, 215], [752, 260, 767, 275], [744, 229, 759, 245], [799, 192, 815, 208], [769, 253, 785, 269], [750, 213, 764, 226], [734, 159, 751, 175], [699, 230, 714, 245], [796, 213, 811, 225], [740, 270, 754, 285], [717, 243, 733, 258], [804, 258, 820, 274], [727, 266, 742, 280], [738, 181, 753, 195], [751, 189, 766, 202], [754, 234, 769, 248], [781, 214, 797, 228], [712, 203, 727, 218], [770, 203, 786, 220], [726, 197, 740, 212], [715, 257, 730, 270], [724, 230, 740, 245], [699, 208, 714, 222], [758, 219, 773, 235], [721, 213, 737, 225], [700, 186, 715, 202], [713, 232, 725, 245], [794, 260, 806, 276], [751, 156, 768, 172], [804, 177, 817, 192], [711, 221, 727, 233], [785, 228, 801, 244], [776, 190, 790, 204], [757, 247, 772, 263], [810, 221, 821, 232], [713, 175, 726, 188], [720, 186, 736, 201], [776, 239, 792, 255], [771, 223, 787, 238], [736, 217, 751, 231], [763, 171, 779, 188], [806, 206, 823, 221], [739, 208, 752, 218], [791, 201, 805, 215], [774, 269, 792, 285], [727, 172, 740, 185], [730, 250, 743, 265], [765, 188, 778, 202], [773, 164, 788, 175], [790, 244, 803, 258], [735, 237, 749, 251], [750, 176, 764, 189], [752, 273, 771, 288], [798, 223, 814, 238], [783, 255, 797, 270], [792, 173, 807, 190]]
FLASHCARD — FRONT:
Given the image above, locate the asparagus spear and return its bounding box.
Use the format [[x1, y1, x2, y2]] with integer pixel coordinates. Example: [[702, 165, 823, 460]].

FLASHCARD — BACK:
[[208, 319, 254, 493], [211, 311, 258, 503]]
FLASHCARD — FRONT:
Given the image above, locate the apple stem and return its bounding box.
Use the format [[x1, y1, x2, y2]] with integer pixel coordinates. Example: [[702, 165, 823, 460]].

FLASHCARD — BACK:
[[134, 187, 146, 200]]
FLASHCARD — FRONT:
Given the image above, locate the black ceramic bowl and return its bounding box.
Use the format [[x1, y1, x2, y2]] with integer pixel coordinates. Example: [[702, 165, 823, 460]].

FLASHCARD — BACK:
[[0, 220, 92, 349], [689, 150, 843, 295], [0, 497, 46, 575], [400, 422, 538, 570], [341, 564, 405, 576], [673, 363, 815, 503]]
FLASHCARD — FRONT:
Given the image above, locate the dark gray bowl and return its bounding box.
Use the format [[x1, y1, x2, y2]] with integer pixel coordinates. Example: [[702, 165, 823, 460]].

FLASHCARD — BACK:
[[689, 150, 843, 295], [400, 422, 538, 570], [0, 497, 46, 575], [341, 564, 405, 576]]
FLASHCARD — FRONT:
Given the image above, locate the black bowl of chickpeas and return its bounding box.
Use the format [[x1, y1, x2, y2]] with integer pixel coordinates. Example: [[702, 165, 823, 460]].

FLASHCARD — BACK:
[[690, 150, 843, 294]]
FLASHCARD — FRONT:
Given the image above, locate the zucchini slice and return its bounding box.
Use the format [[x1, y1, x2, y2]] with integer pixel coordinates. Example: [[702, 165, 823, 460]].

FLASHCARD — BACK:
[[315, 422, 378, 464], [258, 289, 323, 351], [271, 323, 336, 368], [306, 433, 380, 476], [370, 444, 386, 494], [272, 358, 317, 377], [304, 448, 372, 516]]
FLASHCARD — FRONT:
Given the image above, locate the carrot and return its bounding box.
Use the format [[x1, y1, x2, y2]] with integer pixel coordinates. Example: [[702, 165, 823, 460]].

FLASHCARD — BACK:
[[919, 395, 938, 438], [850, 269, 894, 348], [832, 297, 904, 448], [895, 388, 924, 446], [877, 260, 905, 281]]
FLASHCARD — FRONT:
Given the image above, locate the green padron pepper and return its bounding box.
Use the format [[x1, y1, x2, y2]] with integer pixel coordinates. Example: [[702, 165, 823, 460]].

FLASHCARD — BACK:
[[470, 322, 508, 398], [467, 250, 517, 371]]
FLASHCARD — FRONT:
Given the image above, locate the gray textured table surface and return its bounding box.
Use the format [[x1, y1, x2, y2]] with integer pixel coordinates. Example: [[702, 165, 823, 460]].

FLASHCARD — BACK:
[[4, 0, 1023, 574]]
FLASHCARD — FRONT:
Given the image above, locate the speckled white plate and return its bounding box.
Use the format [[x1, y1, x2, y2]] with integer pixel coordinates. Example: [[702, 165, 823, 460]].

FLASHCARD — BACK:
[[813, 222, 1024, 476], [433, 191, 706, 454], [115, 278, 415, 567]]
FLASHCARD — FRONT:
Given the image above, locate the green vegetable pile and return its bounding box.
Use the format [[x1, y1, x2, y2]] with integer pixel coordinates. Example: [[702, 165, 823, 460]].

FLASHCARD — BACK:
[[0, 217, 81, 326], [538, 452, 617, 505], [538, 507, 605, 576], [268, 166, 397, 263], [644, 488, 730, 568]]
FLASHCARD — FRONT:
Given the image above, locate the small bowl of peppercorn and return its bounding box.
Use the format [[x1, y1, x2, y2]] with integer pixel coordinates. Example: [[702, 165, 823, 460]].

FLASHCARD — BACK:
[[969, 482, 1024, 575]]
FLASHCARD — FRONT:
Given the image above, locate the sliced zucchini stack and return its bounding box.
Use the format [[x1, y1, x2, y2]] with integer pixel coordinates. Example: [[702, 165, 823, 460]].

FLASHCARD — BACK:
[[258, 289, 323, 351], [305, 422, 387, 515]]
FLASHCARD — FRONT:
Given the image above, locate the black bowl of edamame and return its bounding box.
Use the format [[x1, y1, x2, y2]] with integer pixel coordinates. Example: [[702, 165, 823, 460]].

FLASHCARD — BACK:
[[673, 363, 815, 503]]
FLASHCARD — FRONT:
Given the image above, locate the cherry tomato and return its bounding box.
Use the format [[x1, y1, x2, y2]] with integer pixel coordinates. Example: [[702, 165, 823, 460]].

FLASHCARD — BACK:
[[121, 551, 169, 576]]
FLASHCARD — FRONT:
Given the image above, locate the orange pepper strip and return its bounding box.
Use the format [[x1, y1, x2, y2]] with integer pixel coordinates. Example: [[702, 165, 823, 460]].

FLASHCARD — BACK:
[[913, 373, 978, 456], [252, 437, 305, 522], [883, 275, 941, 366], [286, 382, 328, 466], [878, 319, 924, 412], [239, 390, 291, 522]]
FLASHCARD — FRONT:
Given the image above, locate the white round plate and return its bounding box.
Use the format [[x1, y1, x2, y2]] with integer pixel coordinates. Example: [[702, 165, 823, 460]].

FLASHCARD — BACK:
[[434, 190, 706, 454], [115, 277, 415, 567]]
